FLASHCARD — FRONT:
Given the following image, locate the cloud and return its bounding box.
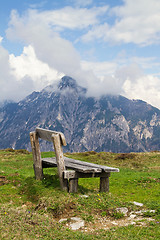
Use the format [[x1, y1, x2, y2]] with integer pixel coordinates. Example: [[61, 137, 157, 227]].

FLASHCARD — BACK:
[[6, 8, 109, 91], [9, 45, 64, 88], [123, 74, 160, 109], [6, 6, 108, 34], [81, 23, 109, 42], [0, 44, 63, 102], [81, 60, 117, 78], [82, 0, 160, 45], [6, 9, 82, 76], [0, 45, 34, 102], [2, 4, 160, 110], [1, 40, 160, 109], [81, 60, 160, 109]]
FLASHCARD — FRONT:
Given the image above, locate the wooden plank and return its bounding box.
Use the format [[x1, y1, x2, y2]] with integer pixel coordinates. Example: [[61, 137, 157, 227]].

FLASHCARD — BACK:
[[64, 157, 119, 172], [52, 134, 68, 191], [30, 132, 43, 180], [65, 162, 101, 173], [36, 128, 66, 146], [42, 157, 57, 168], [42, 157, 119, 173], [63, 170, 111, 179], [42, 157, 102, 173]]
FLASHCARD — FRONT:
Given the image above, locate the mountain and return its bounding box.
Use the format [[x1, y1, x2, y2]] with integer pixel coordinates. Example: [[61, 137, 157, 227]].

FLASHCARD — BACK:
[[0, 76, 160, 152]]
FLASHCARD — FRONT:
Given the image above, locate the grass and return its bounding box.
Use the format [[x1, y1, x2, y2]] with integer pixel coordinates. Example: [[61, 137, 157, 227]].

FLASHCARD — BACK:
[[0, 149, 160, 239]]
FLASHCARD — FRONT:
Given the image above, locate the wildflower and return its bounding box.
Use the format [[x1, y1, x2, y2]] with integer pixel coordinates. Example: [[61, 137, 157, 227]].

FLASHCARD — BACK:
[[4, 212, 7, 214]]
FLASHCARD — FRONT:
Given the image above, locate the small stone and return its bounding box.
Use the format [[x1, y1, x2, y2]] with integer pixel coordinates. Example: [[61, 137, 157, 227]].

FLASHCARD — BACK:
[[130, 214, 137, 219], [133, 201, 143, 207], [131, 222, 136, 225], [71, 217, 82, 221], [150, 210, 156, 213], [111, 221, 118, 225], [79, 195, 89, 198], [135, 209, 156, 215], [135, 210, 143, 215], [116, 207, 128, 216], [59, 218, 67, 223], [69, 217, 85, 230]]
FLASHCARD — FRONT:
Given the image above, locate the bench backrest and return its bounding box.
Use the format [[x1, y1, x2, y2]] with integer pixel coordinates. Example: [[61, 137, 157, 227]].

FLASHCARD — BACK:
[[36, 128, 66, 146], [30, 128, 68, 191]]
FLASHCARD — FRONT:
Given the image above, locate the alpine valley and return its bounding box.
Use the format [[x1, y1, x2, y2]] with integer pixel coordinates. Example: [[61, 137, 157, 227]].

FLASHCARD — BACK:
[[1, 76, 160, 153]]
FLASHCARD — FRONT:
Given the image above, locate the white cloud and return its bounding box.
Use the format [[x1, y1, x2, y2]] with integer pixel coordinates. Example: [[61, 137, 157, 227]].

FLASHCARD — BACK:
[[81, 60, 117, 78], [115, 64, 144, 83], [81, 23, 109, 42], [9, 45, 64, 88], [6, 8, 109, 90], [0, 45, 34, 102], [7, 6, 108, 34], [82, 0, 160, 45], [0, 43, 64, 102], [6, 10, 82, 76], [123, 74, 160, 109], [2, 3, 160, 110], [1, 40, 160, 109]]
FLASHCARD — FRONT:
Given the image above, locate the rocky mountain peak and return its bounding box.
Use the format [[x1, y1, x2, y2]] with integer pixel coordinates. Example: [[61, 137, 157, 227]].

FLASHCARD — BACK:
[[57, 76, 86, 95], [58, 76, 78, 90]]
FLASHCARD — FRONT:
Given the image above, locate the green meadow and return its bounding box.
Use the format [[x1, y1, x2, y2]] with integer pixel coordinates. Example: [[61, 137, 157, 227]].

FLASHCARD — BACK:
[[0, 149, 160, 239]]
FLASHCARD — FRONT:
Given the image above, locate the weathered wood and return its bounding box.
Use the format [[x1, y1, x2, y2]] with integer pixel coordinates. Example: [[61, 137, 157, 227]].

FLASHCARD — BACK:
[[64, 157, 119, 172], [30, 132, 43, 180], [52, 134, 68, 191], [63, 170, 76, 179], [42, 157, 119, 173], [42, 157, 57, 168], [100, 174, 110, 192], [63, 170, 110, 179], [69, 178, 78, 193], [42, 157, 101, 173], [36, 127, 66, 146]]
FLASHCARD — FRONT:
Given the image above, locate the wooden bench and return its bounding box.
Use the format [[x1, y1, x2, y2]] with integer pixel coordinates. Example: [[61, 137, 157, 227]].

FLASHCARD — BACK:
[[30, 128, 119, 193]]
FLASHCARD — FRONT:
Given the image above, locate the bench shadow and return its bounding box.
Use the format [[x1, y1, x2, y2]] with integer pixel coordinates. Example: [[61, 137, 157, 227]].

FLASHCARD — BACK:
[[78, 184, 96, 194], [19, 177, 40, 203], [42, 174, 60, 189], [19, 174, 61, 203], [42, 174, 97, 194], [42, 174, 98, 193], [19, 174, 96, 201]]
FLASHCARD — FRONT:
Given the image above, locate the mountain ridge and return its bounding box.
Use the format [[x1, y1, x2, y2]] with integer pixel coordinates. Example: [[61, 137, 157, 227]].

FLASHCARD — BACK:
[[0, 76, 160, 152]]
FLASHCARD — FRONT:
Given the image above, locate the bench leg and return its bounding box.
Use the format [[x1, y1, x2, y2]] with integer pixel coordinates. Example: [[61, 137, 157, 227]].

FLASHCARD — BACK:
[[30, 132, 43, 180], [69, 178, 78, 193], [33, 164, 43, 180], [62, 179, 69, 192], [100, 173, 110, 192]]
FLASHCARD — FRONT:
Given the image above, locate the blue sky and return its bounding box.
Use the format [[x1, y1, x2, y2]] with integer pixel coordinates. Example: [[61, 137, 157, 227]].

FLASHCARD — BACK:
[[1, 0, 160, 108]]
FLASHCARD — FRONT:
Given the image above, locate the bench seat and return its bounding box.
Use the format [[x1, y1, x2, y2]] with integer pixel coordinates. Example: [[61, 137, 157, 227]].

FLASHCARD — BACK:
[[42, 157, 119, 173]]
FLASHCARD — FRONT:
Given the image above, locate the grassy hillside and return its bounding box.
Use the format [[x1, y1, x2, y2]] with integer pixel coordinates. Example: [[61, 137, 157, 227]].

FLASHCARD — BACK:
[[0, 149, 160, 239]]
